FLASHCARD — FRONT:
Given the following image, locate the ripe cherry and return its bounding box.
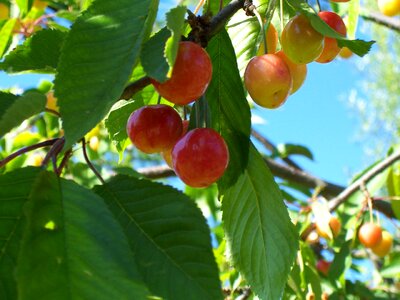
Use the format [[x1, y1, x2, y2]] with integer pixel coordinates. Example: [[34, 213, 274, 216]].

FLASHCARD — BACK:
[[371, 231, 393, 257], [257, 23, 278, 55], [316, 11, 347, 63], [162, 119, 189, 168], [126, 104, 183, 154], [151, 41, 212, 105], [275, 50, 307, 95], [281, 15, 324, 64], [244, 54, 292, 109], [316, 260, 331, 276], [316, 216, 341, 240], [378, 0, 400, 16], [172, 128, 229, 188], [358, 222, 383, 248]]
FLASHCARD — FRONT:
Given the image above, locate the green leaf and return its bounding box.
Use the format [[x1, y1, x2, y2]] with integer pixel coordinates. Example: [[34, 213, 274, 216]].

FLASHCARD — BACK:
[[346, 0, 360, 40], [286, 0, 374, 57], [16, 171, 150, 300], [94, 175, 223, 300], [0, 29, 67, 73], [0, 91, 46, 138], [205, 0, 231, 15], [381, 253, 400, 278], [15, 0, 33, 16], [165, 5, 187, 70], [140, 27, 171, 82], [328, 240, 352, 280], [55, 0, 158, 149], [222, 144, 298, 300], [0, 167, 41, 299], [387, 163, 400, 219], [0, 18, 17, 58], [275, 143, 314, 160], [105, 99, 144, 154], [206, 30, 251, 189], [227, 1, 270, 75]]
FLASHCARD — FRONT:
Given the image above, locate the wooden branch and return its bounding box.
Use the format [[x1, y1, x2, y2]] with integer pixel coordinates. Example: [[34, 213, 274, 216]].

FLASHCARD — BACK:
[[328, 151, 400, 212], [361, 11, 400, 33]]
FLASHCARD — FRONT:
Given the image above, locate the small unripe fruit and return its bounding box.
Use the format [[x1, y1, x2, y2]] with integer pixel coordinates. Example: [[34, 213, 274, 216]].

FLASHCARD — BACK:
[[46, 92, 59, 112], [126, 105, 183, 154], [377, 0, 400, 17], [316, 216, 341, 240], [339, 47, 353, 59], [89, 136, 99, 152], [151, 41, 212, 105], [0, 3, 9, 20], [281, 15, 324, 64], [244, 54, 292, 108], [358, 222, 383, 248], [371, 231, 393, 257], [172, 128, 229, 188], [257, 23, 278, 55], [275, 50, 307, 94]]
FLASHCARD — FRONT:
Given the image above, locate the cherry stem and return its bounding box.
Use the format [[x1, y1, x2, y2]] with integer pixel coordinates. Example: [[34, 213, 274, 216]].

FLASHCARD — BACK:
[[316, 0, 321, 13], [194, 0, 205, 14], [81, 138, 105, 185], [45, 108, 61, 117], [157, 94, 161, 105], [360, 181, 374, 223], [253, 8, 268, 55], [183, 106, 188, 121], [56, 149, 72, 176], [42, 137, 65, 169], [0, 138, 59, 168], [280, 0, 284, 32]]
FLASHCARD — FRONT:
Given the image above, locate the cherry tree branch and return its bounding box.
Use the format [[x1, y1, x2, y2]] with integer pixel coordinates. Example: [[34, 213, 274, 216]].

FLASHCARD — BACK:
[[0, 138, 59, 168], [328, 151, 400, 212], [360, 11, 400, 33]]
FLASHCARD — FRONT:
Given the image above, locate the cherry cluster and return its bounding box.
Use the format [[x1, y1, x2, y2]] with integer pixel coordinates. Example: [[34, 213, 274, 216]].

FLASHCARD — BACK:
[[126, 42, 229, 188], [245, 10, 348, 109]]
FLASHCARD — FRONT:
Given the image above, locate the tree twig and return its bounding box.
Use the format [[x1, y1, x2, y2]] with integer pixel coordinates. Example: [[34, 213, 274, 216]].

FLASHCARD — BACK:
[[252, 128, 302, 170], [360, 11, 400, 33], [0, 138, 59, 168], [81, 139, 105, 184], [328, 151, 400, 212]]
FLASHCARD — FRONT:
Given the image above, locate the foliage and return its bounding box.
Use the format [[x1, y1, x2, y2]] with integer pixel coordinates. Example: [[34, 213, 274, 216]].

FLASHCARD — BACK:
[[0, 0, 399, 299]]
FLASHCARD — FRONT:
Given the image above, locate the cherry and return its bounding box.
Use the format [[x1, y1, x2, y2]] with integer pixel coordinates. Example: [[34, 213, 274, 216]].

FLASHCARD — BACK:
[[371, 231, 393, 257], [316, 259, 331, 276], [257, 23, 278, 55], [281, 15, 324, 64], [316, 216, 341, 240], [274, 50, 307, 95], [151, 41, 212, 105], [0, 3, 9, 20], [339, 47, 353, 59], [244, 54, 292, 109], [316, 12, 347, 63], [126, 104, 183, 154], [172, 128, 229, 188], [358, 222, 383, 248], [162, 119, 189, 168], [378, 0, 400, 16]]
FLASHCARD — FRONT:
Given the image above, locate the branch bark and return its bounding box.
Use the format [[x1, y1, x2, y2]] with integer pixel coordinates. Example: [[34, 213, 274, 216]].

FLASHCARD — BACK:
[[360, 11, 400, 33]]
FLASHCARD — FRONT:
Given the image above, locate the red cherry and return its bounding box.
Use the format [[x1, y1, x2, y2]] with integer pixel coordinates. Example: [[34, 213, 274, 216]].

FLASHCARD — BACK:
[[172, 128, 229, 188], [316, 11, 347, 63], [126, 104, 183, 154], [316, 260, 331, 276], [151, 41, 212, 105], [162, 120, 189, 168]]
